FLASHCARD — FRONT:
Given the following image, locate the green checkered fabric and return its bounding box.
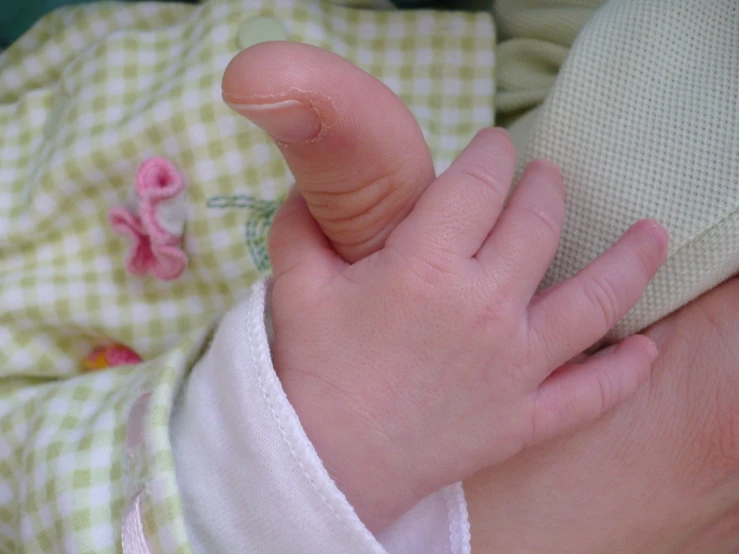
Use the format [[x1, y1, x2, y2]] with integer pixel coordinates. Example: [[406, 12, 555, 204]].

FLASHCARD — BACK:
[[0, 0, 495, 550], [0, 330, 207, 553]]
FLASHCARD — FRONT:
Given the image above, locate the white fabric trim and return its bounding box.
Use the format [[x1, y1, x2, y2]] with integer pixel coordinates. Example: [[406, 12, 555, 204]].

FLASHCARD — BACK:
[[170, 279, 469, 553]]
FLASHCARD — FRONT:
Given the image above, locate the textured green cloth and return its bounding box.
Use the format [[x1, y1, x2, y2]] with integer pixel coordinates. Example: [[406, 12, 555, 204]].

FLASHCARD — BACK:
[[493, 0, 602, 125], [516, 0, 739, 340]]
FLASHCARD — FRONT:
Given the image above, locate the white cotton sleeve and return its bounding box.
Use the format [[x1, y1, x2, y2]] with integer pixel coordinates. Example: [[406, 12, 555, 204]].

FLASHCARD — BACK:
[[169, 279, 470, 554]]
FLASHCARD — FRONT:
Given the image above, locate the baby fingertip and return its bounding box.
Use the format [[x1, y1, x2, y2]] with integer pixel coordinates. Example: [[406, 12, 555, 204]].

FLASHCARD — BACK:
[[645, 337, 659, 361]]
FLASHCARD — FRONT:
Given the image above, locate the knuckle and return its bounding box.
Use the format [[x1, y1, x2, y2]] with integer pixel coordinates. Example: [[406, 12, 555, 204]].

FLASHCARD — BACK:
[[529, 386, 563, 447], [529, 329, 560, 367], [629, 239, 659, 283], [304, 174, 408, 249], [479, 295, 518, 330], [596, 370, 621, 414], [460, 162, 507, 204], [523, 203, 561, 246], [583, 275, 623, 331], [391, 246, 454, 289], [471, 275, 521, 333]]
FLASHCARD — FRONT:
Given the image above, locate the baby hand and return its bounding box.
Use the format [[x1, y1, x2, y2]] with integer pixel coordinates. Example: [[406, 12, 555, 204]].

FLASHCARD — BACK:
[[269, 129, 668, 532]]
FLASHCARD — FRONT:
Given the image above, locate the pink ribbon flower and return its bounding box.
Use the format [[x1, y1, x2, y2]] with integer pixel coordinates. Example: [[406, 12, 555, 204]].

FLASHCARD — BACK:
[[109, 158, 188, 281]]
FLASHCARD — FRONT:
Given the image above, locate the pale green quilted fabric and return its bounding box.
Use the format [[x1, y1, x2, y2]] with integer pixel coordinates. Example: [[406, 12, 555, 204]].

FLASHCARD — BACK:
[[519, 0, 739, 340], [486, 0, 738, 340]]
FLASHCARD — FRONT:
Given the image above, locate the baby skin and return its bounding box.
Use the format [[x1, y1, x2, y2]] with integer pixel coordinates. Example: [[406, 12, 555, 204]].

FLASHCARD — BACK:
[[223, 42, 668, 533]]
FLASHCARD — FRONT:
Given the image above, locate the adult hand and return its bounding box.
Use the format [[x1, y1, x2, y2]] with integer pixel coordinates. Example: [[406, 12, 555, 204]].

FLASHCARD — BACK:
[[466, 277, 739, 554]]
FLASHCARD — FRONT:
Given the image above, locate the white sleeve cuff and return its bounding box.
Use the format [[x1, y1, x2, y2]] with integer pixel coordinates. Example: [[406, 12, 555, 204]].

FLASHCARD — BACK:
[[170, 279, 470, 554]]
